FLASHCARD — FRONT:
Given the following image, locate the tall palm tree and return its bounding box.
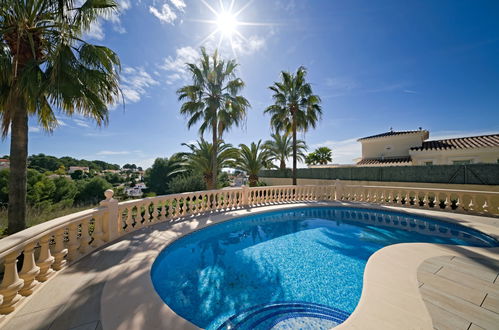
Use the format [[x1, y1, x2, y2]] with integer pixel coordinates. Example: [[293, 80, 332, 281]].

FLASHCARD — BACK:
[[314, 147, 332, 165], [234, 140, 273, 187], [263, 132, 307, 170], [265, 67, 322, 185], [0, 0, 121, 233], [181, 139, 238, 189], [177, 48, 250, 190]]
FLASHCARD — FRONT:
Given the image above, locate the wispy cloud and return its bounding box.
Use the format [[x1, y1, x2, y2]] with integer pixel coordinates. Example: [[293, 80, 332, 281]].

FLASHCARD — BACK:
[[170, 0, 186, 12], [84, 0, 131, 40], [74, 119, 90, 128], [232, 35, 266, 55], [311, 138, 361, 165], [160, 46, 199, 84], [120, 67, 159, 103], [403, 89, 418, 94], [97, 150, 131, 155], [149, 3, 177, 24], [29, 126, 40, 133]]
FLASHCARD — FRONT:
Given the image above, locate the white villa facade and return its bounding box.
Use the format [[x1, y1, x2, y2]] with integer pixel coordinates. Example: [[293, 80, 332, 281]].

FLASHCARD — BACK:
[[356, 130, 499, 166]]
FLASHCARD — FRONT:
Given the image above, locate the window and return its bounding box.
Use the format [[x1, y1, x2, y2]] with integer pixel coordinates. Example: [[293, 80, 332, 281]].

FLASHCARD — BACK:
[[453, 160, 472, 165], [424, 161, 433, 166]]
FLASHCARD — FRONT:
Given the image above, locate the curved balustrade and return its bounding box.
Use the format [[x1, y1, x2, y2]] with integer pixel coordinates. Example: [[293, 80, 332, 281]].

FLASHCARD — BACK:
[[0, 182, 497, 315]]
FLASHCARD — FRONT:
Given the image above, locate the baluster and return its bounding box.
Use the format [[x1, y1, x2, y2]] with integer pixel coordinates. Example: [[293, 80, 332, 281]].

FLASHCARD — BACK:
[[404, 192, 410, 206], [0, 251, 24, 313], [160, 201, 167, 221], [79, 218, 91, 255], [444, 194, 451, 210], [91, 213, 104, 247], [468, 195, 475, 212], [135, 204, 145, 227], [52, 228, 68, 270], [482, 196, 491, 214], [36, 235, 55, 282], [152, 200, 159, 222], [125, 207, 134, 230], [19, 242, 40, 296], [456, 194, 464, 212], [67, 223, 80, 262], [143, 201, 151, 224]]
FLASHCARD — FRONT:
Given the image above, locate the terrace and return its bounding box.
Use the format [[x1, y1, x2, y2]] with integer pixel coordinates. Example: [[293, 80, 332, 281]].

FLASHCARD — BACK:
[[0, 182, 498, 329]]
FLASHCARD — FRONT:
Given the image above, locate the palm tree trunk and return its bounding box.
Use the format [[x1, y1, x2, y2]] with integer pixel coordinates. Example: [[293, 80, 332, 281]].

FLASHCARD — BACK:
[[211, 119, 218, 190], [292, 110, 297, 186], [279, 159, 286, 170], [8, 98, 28, 234]]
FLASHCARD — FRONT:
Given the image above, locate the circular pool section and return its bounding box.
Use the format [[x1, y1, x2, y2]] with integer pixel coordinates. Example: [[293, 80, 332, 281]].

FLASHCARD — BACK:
[[151, 207, 497, 330]]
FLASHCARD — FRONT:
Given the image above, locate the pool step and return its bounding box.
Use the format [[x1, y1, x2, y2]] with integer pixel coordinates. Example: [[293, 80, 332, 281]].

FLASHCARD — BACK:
[[217, 301, 350, 330]]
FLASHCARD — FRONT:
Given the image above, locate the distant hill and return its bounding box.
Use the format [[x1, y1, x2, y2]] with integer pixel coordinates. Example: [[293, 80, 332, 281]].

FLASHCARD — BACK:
[[26, 153, 120, 172]]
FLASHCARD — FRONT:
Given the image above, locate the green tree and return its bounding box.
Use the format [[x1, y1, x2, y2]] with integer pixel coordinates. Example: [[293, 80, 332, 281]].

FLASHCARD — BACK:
[[52, 177, 78, 203], [0, 1, 121, 233], [168, 173, 206, 194], [305, 147, 332, 166], [263, 132, 307, 170], [144, 156, 184, 195], [70, 169, 85, 180], [182, 139, 238, 189], [75, 177, 112, 205], [265, 67, 322, 185], [0, 169, 9, 204], [177, 47, 250, 189], [234, 140, 273, 187]]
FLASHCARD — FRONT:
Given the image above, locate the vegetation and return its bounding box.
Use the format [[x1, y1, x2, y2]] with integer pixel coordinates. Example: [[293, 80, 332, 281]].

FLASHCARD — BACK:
[[0, 0, 121, 234], [168, 173, 206, 194], [234, 141, 273, 186], [263, 132, 307, 170], [177, 47, 250, 189], [181, 139, 238, 188], [265, 66, 322, 185], [144, 156, 184, 196], [28, 153, 120, 172], [305, 147, 332, 165]]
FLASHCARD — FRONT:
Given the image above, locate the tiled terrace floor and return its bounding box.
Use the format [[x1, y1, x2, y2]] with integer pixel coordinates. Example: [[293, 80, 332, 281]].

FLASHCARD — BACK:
[[418, 256, 499, 330]]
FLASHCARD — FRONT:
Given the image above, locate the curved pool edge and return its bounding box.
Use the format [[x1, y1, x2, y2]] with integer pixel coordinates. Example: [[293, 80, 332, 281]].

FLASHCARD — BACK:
[[99, 201, 499, 330]]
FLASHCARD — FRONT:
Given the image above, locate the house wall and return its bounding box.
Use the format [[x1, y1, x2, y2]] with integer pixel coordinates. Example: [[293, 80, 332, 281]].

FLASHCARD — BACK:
[[361, 132, 427, 159], [410, 147, 499, 165]]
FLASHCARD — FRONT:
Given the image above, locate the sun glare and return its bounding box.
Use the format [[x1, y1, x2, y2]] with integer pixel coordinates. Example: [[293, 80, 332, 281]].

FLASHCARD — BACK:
[[216, 12, 237, 36]]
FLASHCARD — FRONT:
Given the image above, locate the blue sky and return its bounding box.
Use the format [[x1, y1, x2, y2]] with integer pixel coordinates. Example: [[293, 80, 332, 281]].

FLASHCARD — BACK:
[[1, 0, 499, 168]]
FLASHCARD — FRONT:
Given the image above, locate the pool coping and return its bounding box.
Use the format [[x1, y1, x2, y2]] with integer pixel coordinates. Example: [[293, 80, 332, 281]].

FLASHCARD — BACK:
[[99, 201, 499, 330]]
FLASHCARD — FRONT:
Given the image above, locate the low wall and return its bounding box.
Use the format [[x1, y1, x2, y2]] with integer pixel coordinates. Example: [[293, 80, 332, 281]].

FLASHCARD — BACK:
[[259, 164, 499, 185], [260, 178, 499, 193]]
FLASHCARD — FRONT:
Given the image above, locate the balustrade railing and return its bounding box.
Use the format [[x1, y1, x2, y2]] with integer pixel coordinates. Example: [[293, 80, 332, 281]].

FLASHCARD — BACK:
[[0, 181, 497, 315]]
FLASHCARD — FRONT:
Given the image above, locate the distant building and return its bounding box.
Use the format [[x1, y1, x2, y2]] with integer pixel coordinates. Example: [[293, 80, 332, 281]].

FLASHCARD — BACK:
[[68, 166, 89, 173], [356, 129, 499, 166], [0, 159, 9, 169], [125, 183, 147, 197]]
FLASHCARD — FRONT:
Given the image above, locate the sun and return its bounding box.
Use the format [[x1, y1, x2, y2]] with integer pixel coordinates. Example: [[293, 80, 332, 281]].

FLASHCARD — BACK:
[[194, 0, 272, 57], [216, 11, 237, 37]]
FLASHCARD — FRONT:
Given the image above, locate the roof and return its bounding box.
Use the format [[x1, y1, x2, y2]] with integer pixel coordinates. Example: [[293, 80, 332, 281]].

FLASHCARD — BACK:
[[356, 156, 412, 166], [0, 159, 9, 162], [358, 130, 429, 141], [410, 134, 499, 151]]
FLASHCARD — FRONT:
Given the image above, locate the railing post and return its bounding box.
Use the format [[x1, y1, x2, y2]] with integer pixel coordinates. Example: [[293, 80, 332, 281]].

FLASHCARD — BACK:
[[100, 189, 119, 242], [241, 186, 249, 206], [334, 179, 343, 200]]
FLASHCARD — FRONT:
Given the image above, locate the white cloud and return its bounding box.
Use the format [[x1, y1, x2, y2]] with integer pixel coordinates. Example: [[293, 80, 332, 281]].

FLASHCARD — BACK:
[[160, 46, 199, 84], [86, 20, 105, 40], [97, 150, 131, 155], [57, 119, 68, 127], [403, 89, 418, 94], [29, 126, 40, 133], [120, 67, 159, 103], [170, 0, 186, 12], [232, 35, 266, 55], [85, 0, 131, 40], [74, 119, 90, 128], [149, 3, 177, 24]]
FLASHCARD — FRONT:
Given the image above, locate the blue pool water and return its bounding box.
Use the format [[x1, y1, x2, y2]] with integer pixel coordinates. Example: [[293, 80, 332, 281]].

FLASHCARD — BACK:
[[151, 207, 497, 329]]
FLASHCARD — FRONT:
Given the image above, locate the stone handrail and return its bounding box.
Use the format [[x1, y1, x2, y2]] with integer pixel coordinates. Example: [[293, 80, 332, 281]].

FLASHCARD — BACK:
[[0, 182, 497, 315]]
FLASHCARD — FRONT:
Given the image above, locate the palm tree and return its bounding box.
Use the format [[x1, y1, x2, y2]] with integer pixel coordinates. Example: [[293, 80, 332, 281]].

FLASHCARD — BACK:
[[234, 140, 273, 187], [177, 48, 250, 190], [314, 147, 332, 165], [0, 1, 121, 233], [265, 67, 322, 185], [181, 139, 238, 188], [263, 132, 307, 170]]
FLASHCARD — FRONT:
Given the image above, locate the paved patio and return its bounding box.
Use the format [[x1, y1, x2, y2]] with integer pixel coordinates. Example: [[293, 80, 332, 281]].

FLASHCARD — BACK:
[[1, 202, 498, 330]]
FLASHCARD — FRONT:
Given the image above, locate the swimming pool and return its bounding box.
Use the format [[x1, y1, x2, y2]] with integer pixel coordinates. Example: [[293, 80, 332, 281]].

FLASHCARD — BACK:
[[150, 207, 498, 330]]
